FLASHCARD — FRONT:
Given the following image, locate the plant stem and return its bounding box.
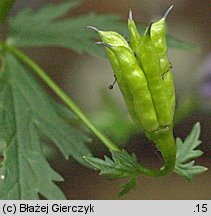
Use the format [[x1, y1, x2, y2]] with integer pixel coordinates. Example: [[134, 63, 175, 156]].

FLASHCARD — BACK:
[[6, 45, 120, 152]]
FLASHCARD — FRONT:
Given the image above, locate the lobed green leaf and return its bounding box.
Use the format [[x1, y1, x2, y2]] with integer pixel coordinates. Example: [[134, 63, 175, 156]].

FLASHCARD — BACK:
[[84, 150, 139, 196], [0, 52, 91, 199], [174, 123, 208, 180]]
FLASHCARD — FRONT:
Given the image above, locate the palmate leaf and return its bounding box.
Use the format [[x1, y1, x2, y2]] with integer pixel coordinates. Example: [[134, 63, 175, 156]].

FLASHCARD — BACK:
[[7, 0, 198, 57], [0, 52, 92, 199], [174, 123, 208, 180], [84, 150, 139, 197]]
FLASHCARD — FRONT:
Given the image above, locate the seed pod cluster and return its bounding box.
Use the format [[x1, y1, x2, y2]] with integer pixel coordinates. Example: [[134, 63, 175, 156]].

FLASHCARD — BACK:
[[87, 5, 175, 134], [87, 5, 176, 174]]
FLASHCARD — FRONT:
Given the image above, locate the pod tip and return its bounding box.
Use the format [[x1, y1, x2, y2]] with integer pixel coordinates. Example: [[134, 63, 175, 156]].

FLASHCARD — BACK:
[[129, 8, 133, 20], [95, 41, 113, 49], [163, 5, 174, 19], [85, 25, 100, 32]]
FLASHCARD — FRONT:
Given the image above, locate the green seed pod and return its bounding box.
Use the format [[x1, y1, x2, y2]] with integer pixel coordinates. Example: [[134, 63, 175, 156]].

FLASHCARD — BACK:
[[128, 19, 173, 127], [128, 7, 176, 125], [138, 31, 172, 126], [150, 5, 175, 116], [86, 6, 176, 175], [127, 10, 142, 56], [86, 26, 141, 126], [104, 44, 159, 131]]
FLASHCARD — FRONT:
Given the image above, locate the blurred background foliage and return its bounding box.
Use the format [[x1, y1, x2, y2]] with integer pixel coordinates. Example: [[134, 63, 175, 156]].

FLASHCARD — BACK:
[[2, 0, 210, 199]]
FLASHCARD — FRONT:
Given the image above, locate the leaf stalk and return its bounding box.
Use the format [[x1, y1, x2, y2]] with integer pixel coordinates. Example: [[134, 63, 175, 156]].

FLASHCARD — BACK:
[[5, 44, 121, 152]]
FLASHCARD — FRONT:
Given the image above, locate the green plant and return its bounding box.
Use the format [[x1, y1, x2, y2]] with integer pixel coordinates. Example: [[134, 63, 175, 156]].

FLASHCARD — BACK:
[[0, 0, 207, 199]]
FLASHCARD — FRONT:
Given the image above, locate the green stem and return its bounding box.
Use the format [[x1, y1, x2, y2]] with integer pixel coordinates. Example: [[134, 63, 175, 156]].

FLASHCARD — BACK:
[[5, 45, 120, 152], [143, 127, 176, 177]]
